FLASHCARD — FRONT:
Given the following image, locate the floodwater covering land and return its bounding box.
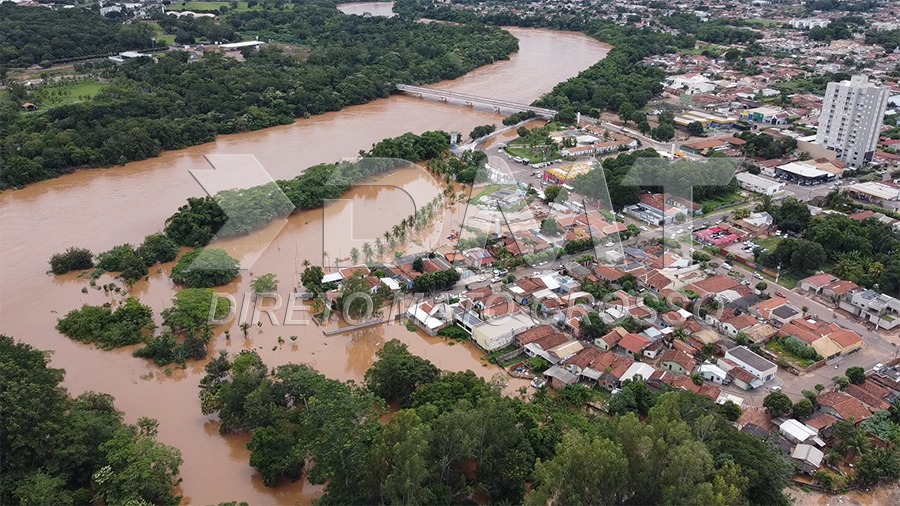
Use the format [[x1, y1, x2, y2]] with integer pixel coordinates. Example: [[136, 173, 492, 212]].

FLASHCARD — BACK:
[[0, 27, 610, 504]]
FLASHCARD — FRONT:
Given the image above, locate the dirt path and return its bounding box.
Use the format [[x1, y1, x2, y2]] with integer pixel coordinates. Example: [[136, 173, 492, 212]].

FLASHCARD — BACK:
[[788, 483, 900, 506]]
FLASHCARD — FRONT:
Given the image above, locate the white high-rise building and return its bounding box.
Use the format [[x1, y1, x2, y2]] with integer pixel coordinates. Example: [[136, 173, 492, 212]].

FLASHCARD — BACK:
[[815, 75, 890, 167]]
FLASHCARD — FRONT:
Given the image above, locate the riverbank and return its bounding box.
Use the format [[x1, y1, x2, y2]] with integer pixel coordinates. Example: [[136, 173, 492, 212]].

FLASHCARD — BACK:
[[0, 27, 612, 505]]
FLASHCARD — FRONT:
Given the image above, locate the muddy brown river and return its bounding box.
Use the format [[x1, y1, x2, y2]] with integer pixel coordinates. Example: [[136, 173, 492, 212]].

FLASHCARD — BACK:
[[0, 27, 610, 504]]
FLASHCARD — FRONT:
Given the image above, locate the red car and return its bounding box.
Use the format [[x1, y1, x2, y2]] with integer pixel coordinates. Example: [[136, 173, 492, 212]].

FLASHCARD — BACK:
[[775, 291, 787, 298]]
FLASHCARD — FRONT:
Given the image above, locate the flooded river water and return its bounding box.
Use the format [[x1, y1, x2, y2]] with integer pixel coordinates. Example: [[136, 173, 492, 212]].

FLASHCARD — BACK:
[[0, 25, 610, 505]]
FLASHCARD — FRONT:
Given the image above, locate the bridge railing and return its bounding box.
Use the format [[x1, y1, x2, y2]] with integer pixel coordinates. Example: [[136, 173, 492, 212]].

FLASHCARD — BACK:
[[396, 84, 557, 117]]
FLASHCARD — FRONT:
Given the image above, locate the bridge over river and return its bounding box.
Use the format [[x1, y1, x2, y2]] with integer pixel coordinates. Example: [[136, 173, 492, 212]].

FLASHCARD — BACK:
[[396, 84, 558, 118]]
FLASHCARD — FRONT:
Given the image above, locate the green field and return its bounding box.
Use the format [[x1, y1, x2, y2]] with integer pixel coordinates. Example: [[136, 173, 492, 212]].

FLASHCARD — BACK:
[[698, 190, 745, 213], [503, 143, 557, 164], [28, 80, 108, 109], [745, 19, 781, 28], [754, 236, 782, 252]]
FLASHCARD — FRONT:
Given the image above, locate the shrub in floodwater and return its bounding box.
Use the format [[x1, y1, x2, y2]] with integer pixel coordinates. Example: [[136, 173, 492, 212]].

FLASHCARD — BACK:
[[49, 247, 94, 274]]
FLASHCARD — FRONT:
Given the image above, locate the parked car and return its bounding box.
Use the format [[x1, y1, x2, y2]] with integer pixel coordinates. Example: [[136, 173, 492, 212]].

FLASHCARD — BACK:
[[775, 291, 787, 298], [754, 273, 763, 280], [640, 226, 648, 231], [874, 363, 884, 373], [531, 378, 547, 389]]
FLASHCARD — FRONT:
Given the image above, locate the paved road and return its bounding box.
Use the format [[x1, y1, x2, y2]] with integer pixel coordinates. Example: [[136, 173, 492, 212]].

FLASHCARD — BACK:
[[721, 262, 899, 401]]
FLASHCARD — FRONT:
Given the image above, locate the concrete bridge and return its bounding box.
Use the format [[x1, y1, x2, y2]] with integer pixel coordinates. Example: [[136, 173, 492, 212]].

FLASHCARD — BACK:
[[396, 84, 558, 118]]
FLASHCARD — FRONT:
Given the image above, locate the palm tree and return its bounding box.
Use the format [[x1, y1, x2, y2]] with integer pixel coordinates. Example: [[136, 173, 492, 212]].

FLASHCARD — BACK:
[[322, 251, 329, 268], [756, 195, 775, 214], [732, 207, 751, 220], [375, 238, 384, 257], [869, 261, 885, 279], [349, 247, 360, 264], [362, 242, 373, 262], [383, 231, 391, 244], [239, 322, 250, 337]]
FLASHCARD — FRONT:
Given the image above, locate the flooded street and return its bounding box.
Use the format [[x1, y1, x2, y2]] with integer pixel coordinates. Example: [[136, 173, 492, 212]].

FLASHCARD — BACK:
[[0, 27, 610, 505]]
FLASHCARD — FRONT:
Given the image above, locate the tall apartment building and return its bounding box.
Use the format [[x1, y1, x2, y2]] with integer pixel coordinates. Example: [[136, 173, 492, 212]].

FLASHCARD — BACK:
[[815, 75, 890, 167]]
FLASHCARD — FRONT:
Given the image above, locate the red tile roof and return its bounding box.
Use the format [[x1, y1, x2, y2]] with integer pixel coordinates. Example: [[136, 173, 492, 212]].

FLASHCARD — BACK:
[[729, 367, 757, 384], [618, 333, 652, 355], [532, 333, 570, 351], [601, 327, 629, 348], [806, 413, 837, 431], [516, 325, 560, 346], [723, 314, 757, 331], [849, 210, 875, 221], [690, 275, 741, 296], [660, 349, 697, 372], [593, 265, 626, 282], [566, 347, 603, 370], [843, 384, 889, 411], [828, 329, 862, 349], [802, 273, 837, 288], [823, 279, 859, 296], [817, 391, 873, 423]]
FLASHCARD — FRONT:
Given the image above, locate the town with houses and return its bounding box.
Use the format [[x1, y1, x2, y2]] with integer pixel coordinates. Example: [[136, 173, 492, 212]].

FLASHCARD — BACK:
[[278, 0, 900, 487]]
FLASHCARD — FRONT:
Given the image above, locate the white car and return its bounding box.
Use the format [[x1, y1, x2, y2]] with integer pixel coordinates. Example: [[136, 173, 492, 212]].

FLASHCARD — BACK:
[[640, 226, 648, 231], [874, 363, 885, 373], [531, 378, 547, 389], [475, 276, 486, 282], [605, 241, 614, 247], [532, 271, 541, 276]]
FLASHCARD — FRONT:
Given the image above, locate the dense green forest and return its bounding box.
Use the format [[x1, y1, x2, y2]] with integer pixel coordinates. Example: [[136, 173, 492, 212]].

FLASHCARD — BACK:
[[0, 336, 183, 505], [0, 3, 516, 189], [0, 4, 160, 66], [754, 196, 900, 295], [199, 339, 794, 505]]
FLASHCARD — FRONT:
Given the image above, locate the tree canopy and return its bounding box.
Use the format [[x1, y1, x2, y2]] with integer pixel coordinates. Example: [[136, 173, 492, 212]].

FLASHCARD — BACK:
[[198, 347, 793, 505], [0, 335, 182, 505], [0, 5, 516, 189], [170, 248, 240, 288]]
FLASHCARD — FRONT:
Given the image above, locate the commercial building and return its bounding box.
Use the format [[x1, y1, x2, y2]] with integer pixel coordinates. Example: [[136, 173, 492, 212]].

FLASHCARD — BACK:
[[722, 345, 778, 383], [815, 76, 890, 167], [736, 172, 786, 195], [774, 161, 833, 185], [471, 313, 536, 351], [673, 110, 737, 129], [740, 107, 790, 125], [845, 181, 900, 203], [542, 162, 593, 184]]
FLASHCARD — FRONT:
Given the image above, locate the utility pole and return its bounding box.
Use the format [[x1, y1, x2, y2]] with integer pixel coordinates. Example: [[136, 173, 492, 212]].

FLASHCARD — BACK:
[[775, 263, 782, 284]]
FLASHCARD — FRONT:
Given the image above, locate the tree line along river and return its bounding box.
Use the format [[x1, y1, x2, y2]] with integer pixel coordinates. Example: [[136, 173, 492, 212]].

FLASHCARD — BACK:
[[0, 27, 610, 504]]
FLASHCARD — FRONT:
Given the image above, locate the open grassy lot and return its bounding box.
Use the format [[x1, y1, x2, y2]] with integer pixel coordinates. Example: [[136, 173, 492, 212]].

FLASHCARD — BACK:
[[28, 80, 108, 108], [698, 190, 746, 213]]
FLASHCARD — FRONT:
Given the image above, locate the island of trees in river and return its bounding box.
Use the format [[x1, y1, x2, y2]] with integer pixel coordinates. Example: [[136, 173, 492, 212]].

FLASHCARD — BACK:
[[0, 1, 517, 188]]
